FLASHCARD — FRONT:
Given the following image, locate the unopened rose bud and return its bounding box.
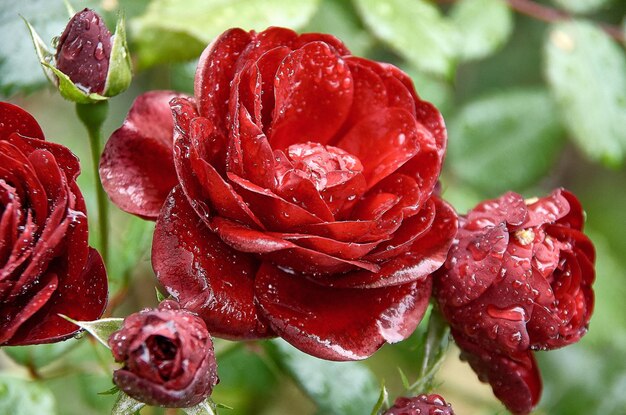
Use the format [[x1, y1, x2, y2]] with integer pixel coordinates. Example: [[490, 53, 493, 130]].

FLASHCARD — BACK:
[[55, 9, 111, 94], [25, 7, 131, 103], [384, 394, 455, 415], [108, 300, 219, 408]]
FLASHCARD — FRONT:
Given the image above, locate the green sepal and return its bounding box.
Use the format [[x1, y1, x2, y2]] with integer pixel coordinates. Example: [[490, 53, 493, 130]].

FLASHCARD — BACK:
[[182, 399, 220, 415], [59, 315, 124, 348], [22, 17, 56, 85], [103, 12, 132, 97], [111, 392, 144, 415], [369, 381, 388, 415], [41, 62, 108, 103]]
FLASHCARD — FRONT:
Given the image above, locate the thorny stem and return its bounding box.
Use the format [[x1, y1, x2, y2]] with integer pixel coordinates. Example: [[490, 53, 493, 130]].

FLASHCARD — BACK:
[[76, 101, 110, 268], [438, 0, 624, 43]]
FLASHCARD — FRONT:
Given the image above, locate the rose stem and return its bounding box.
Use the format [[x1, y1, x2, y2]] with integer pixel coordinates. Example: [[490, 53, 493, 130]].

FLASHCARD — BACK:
[[76, 101, 110, 268]]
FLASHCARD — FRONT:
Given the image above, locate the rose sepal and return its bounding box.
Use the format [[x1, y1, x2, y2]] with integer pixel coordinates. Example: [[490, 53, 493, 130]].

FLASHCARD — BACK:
[[60, 315, 123, 348]]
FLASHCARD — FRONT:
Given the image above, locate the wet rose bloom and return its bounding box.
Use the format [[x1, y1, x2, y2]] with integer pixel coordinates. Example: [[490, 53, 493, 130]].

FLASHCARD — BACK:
[[108, 300, 218, 407], [434, 189, 595, 414], [384, 394, 455, 415], [0, 102, 107, 346], [100, 27, 457, 360], [55, 8, 112, 94]]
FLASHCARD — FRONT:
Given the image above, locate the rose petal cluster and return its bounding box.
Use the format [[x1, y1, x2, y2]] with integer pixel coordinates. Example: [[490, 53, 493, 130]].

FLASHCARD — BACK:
[[384, 394, 455, 415], [434, 189, 595, 414], [100, 27, 457, 361], [108, 300, 218, 408], [0, 102, 107, 346]]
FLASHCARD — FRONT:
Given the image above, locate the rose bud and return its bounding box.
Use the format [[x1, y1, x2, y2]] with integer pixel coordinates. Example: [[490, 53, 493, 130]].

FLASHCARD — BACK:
[[100, 27, 458, 361], [0, 102, 107, 346], [108, 300, 219, 408], [384, 394, 455, 415], [434, 189, 595, 414], [25, 8, 131, 103], [55, 9, 111, 94]]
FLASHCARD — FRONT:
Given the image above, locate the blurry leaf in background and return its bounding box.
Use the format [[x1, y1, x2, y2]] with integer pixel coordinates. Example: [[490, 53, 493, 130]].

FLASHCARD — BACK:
[[211, 344, 278, 414], [403, 67, 454, 115], [304, 0, 374, 57], [544, 20, 626, 167], [354, 0, 459, 78], [0, 0, 96, 96], [447, 88, 565, 196], [267, 339, 379, 415], [450, 0, 513, 62], [131, 0, 321, 69], [552, 0, 613, 14], [3, 340, 79, 369], [0, 375, 56, 415]]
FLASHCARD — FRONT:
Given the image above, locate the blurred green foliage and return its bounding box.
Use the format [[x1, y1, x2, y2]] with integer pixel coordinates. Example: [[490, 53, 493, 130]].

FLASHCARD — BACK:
[[1, 0, 626, 414]]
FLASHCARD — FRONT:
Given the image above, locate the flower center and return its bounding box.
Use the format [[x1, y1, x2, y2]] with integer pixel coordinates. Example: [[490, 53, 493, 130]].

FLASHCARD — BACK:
[[283, 142, 363, 192]]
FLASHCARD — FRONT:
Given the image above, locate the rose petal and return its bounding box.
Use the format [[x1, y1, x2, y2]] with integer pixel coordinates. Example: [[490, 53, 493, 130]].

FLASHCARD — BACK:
[[256, 263, 431, 360], [153, 186, 271, 339], [456, 333, 541, 415], [524, 188, 570, 229], [336, 108, 425, 189], [100, 91, 185, 219], [0, 102, 44, 140], [195, 28, 252, 122], [228, 172, 323, 230], [5, 248, 107, 345], [323, 197, 456, 288], [212, 217, 379, 274], [270, 41, 354, 149], [466, 192, 528, 230]]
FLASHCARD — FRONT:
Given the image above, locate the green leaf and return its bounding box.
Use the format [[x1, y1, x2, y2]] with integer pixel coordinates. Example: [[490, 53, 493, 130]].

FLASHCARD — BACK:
[[131, 0, 321, 69], [266, 339, 379, 415], [111, 392, 144, 415], [155, 287, 166, 302], [369, 382, 388, 415], [448, 88, 565, 195], [397, 367, 410, 389], [450, 0, 513, 61], [0, 375, 56, 415], [103, 13, 132, 97], [354, 0, 458, 78], [60, 316, 124, 348], [544, 21, 626, 167], [551, 0, 612, 14]]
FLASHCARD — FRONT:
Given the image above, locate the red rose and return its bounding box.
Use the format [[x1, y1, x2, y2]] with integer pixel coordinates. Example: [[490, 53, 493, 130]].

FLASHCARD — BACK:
[[108, 300, 218, 408], [0, 102, 107, 346], [384, 394, 455, 415], [100, 27, 457, 360], [56, 9, 112, 94], [434, 189, 595, 414]]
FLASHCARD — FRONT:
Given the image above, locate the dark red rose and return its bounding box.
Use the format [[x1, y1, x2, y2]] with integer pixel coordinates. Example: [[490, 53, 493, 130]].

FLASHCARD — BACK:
[[434, 189, 595, 414], [100, 27, 457, 360], [55, 8, 112, 94], [384, 394, 455, 415], [108, 300, 218, 408], [0, 102, 107, 346]]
